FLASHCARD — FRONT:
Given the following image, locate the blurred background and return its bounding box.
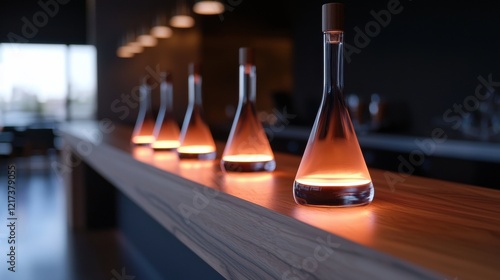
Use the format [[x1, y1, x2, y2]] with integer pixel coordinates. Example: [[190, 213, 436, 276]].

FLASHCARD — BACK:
[[0, 0, 499, 279]]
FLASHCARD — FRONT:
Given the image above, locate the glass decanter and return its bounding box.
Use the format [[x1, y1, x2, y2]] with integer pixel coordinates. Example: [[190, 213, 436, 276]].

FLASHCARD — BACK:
[[152, 72, 181, 150], [131, 76, 156, 145], [177, 63, 217, 160], [293, 3, 374, 207], [221, 47, 276, 172]]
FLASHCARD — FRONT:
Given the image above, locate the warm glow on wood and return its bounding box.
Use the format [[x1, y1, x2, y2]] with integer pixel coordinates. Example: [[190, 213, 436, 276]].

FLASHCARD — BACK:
[[222, 154, 274, 163], [179, 160, 214, 169], [153, 151, 178, 161], [293, 207, 375, 245], [151, 140, 180, 150], [223, 173, 276, 207], [132, 135, 155, 144], [225, 173, 273, 183], [132, 146, 153, 159], [177, 145, 215, 154]]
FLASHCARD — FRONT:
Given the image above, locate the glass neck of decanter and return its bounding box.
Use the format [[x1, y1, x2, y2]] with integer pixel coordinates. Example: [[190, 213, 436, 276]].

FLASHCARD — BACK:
[[189, 74, 203, 107], [239, 64, 256, 105], [323, 31, 344, 97], [140, 84, 152, 112], [160, 81, 173, 113]]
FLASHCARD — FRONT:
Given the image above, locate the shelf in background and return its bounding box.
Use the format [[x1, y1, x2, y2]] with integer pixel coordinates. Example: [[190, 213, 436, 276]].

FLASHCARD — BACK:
[[272, 125, 500, 163]]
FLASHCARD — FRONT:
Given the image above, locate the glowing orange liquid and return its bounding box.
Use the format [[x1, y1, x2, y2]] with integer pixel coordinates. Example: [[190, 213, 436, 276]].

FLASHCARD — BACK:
[[151, 140, 180, 151], [177, 145, 216, 160], [132, 135, 155, 145]]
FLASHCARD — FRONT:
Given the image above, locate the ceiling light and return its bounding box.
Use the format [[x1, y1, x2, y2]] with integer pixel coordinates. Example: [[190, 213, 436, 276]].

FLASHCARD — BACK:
[[170, 15, 195, 28], [127, 41, 143, 53], [151, 15, 173, 38], [170, 0, 195, 28], [125, 31, 143, 53], [151, 25, 173, 38], [193, 0, 224, 15], [117, 46, 133, 58], [137, 33, 157, 47]]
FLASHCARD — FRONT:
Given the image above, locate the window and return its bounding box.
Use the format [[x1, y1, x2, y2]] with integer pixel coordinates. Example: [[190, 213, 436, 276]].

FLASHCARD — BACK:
[[0, 43, 96, 127]]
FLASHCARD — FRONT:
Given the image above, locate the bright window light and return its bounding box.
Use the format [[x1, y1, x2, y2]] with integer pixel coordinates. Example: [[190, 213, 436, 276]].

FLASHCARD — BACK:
[[0, 43, 97, 125]]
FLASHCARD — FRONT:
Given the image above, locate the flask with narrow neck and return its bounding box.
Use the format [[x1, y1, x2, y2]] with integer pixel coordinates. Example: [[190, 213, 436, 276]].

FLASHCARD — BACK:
[[293, 3, 374, 207], [152, 72, 181, 150], [221, 47, 275, 172], [131, 76, 156, 145], [177, 63, 216, 160]]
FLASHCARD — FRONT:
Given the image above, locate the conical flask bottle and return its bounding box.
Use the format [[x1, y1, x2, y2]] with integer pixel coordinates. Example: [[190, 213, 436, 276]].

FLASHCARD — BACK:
[[177, 63, 217, 160], [131, 76, 156, 145], [293, 3, 374, 207], [152, 72, 181, 151], [221, 48, 276, 172]]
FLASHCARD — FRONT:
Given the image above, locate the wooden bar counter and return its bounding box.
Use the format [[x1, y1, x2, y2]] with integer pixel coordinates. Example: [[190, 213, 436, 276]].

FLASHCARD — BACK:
[[60, 121, 500, 280]]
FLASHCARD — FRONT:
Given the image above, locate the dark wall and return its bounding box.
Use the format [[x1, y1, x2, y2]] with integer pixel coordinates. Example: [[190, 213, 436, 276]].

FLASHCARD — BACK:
[[292, 0, 500, 137], [94, 0, 201, 124], [0, 0, 88, 44]]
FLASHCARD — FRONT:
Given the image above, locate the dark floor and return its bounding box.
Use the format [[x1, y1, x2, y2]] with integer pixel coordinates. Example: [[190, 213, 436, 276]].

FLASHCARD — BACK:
[[0, 154, 131, 280]]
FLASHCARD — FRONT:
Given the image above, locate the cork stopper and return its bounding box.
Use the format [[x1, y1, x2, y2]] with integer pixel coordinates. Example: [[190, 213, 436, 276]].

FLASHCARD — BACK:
[[239, 47, 254, 65], [322, 3, 344, 32]]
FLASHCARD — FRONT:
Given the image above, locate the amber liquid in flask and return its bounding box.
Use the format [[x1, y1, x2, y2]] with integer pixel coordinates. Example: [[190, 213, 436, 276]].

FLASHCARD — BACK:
[[177, 63, 217, 160], [221, 48, 275, 172], [131, 76, 156, 145], [293, 3, 374, 207], [152, 72, 181, 151]]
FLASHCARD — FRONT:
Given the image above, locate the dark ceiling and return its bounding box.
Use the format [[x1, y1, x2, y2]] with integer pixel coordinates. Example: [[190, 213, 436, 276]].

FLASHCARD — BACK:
[[0, 0, 88, 44]]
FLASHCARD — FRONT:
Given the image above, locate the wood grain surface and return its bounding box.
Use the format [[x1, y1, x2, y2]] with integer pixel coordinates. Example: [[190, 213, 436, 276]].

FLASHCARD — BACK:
[[61, 122, 500, 280]]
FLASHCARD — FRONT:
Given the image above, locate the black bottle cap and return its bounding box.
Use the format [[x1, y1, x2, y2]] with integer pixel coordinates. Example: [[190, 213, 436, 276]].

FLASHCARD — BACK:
[[239, 47, 254, 65], [322, 3, 344, 32]]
